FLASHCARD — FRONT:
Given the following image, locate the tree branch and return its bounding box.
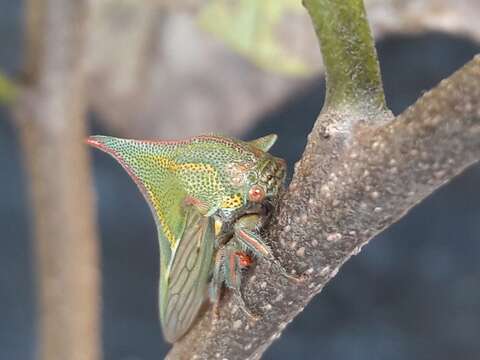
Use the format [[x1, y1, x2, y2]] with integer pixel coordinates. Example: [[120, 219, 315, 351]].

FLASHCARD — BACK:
[[303, 0, 386, 112], [166, 5, 480, 360], [14, 1, 101, 359]]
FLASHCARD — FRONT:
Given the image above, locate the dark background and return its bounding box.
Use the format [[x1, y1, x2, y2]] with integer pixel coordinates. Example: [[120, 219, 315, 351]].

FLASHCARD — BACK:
[[1, 1, 480, 359]]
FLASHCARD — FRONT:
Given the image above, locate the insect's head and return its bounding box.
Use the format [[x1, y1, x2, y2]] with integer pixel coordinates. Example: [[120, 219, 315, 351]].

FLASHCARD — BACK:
[[244, 154, 286, 207], [222, 134, 286, 215]]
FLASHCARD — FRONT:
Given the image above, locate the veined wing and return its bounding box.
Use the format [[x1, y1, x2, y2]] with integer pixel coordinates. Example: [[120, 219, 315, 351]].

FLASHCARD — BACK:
[[161, 205, 215, 342], [87, 136, 214, 342]]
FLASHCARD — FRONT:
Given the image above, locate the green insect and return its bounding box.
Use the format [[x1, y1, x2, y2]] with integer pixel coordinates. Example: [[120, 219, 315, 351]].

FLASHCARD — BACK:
[[87, 134, 296, 342]]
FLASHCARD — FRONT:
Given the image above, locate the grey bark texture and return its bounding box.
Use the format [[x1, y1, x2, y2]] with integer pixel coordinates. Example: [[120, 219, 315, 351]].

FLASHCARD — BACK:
[[166, 54, 480, 360], [14, 1, 101, 360]]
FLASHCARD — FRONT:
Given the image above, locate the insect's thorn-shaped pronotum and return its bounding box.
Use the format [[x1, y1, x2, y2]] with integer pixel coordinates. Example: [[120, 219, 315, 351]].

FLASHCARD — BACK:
[[87, 134, 287, 342]]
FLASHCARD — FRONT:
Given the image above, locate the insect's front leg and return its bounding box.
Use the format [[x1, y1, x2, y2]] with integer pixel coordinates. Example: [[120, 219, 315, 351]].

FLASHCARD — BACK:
[[233, 214, 301, 282]]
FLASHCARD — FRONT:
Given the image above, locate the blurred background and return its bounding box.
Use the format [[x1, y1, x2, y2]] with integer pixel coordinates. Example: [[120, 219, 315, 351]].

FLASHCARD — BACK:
[[1, 0, 480, 359]]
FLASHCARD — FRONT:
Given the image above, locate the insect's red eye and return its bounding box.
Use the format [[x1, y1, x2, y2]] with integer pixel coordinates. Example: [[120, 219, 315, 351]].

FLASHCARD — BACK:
[[248, 185, 265, 203]]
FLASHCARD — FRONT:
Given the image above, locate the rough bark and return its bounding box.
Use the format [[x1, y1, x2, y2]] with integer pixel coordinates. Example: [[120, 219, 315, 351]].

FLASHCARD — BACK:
[[166, 24, 480, 360], [14, 1, 101, 360]]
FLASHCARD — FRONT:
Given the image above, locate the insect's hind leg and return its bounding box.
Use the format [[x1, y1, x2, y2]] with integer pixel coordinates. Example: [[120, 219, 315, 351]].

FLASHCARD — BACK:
[[208, 246, 225, 319], [209, 242, 257, 320], [221, 241, 259, 319], [208, 217, 234, 308]]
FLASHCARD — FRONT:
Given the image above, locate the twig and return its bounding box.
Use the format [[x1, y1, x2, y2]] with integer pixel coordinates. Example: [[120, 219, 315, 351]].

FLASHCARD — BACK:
[[304, 0, 386, 111], [14, 1, 101, 360]]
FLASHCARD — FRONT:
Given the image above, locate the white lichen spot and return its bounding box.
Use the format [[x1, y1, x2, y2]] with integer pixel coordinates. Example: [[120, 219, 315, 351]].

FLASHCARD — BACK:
[[365, 185, 372, 192], [360, 202, 368, 210], [320, 184, 331, 197], [434, 170, 446, 179], [326, 233, 342, 242], [296, 247, 306, 257], [363, 170, 370, 177], [289, 181, 298, 191], [320, 266, 331, 276], [288, 301, 293, 305], [245, 343, 252, 351], [233, 320, 242, 330], [250, 275, 256, 283], [419, 162, 430, 170], [371, 191, 379, 199], [389, 158, 397, 166], [264, 303, 272, 311], [349, 230, 356, 236], [260, 282, 267, 289], [372, 141, 380, 149], [300, 214, 308, 224], [215, 353, 221, 358], [289, 241, 298, 249], [284, 225, 291, 232], [305, 267, 314, 275], [274, 293, 284, 302], [352, 246, 362, 255], [374, 206, 383, 213], [350, 152, 358, 159], [231, 305, 239, 314], [308, 282, 316, 289], [270, 332, 281, 341], [312, 239, 318, 246]]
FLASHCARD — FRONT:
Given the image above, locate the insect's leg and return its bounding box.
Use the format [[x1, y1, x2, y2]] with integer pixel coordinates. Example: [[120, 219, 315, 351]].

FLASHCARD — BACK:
[[209, 246, 225, 320], [222, 242, 258, 320], [234, 214, 302, 282]]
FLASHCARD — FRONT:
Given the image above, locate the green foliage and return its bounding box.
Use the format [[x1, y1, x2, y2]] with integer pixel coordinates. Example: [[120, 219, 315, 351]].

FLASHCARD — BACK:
[[198, 0, 312, 76], [0, 72, 17, 105]]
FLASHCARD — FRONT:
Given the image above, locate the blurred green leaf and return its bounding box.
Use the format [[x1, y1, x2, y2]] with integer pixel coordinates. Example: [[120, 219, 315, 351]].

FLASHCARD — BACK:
[[198, 0, 312, 76], [0, 72, 17, 105]]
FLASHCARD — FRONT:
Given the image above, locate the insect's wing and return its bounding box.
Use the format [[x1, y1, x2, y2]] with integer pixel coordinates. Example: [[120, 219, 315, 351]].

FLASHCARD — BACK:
[[87, 136, 213, 342], [161, 205, 215, 342]]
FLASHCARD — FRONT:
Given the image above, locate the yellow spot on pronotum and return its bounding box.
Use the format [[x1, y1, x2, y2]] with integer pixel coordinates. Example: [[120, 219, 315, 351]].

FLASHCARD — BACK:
[[220, 193, 243, 209]]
